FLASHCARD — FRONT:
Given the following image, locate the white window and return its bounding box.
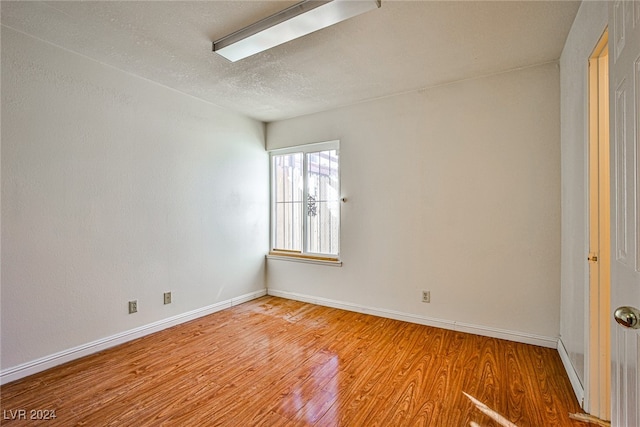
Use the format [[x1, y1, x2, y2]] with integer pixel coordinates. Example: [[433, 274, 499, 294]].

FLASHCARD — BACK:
[[270, 141, 340, 260]]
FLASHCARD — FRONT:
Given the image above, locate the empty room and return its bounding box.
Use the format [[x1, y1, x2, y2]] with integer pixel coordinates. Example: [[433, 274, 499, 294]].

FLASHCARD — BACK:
[[1, 0, 639, 426]]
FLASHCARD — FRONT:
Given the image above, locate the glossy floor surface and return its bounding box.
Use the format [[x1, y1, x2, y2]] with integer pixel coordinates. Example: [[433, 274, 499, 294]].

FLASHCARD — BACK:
[[1, 296, 586, 426]]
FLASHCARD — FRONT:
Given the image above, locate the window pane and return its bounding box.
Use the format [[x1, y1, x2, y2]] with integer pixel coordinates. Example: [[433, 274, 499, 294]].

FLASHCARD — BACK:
[[306, 150, 339, 255], [273, 153, 303, 251]]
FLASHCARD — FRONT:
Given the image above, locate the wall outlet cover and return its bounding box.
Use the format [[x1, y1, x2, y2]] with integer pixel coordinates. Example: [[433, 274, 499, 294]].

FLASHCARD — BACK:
[[129, 300, 138, 314], [422, 291, 430, 303]]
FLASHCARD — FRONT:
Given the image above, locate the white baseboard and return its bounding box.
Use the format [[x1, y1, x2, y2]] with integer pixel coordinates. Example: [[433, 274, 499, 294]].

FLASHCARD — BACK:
[[266, 289, 559, 349], [0, 289, 267, 385], [557, 337, 585, 407], [2, 288, 566, 386]]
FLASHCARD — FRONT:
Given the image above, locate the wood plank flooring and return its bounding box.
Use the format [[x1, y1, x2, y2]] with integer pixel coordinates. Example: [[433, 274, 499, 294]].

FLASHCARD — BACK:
[[1, 296, 587, 426]]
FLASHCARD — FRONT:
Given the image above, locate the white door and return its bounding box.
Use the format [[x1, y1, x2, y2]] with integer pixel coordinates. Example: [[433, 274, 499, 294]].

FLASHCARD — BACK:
[[609, 1, 640, 426]]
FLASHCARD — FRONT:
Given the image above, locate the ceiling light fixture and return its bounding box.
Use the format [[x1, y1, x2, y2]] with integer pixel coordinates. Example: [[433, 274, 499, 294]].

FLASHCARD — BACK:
[[212, 0, 381, 62]]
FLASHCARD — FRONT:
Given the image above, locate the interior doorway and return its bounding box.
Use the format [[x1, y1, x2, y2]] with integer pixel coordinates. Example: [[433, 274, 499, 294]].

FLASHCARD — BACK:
[[587, 29, 610, 421]]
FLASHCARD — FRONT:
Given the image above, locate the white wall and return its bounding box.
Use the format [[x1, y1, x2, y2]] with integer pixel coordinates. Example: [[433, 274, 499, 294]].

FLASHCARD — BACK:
[[558, 0, 608, 402], [266, 62, 562, 345], [1, 27, 269, 374]]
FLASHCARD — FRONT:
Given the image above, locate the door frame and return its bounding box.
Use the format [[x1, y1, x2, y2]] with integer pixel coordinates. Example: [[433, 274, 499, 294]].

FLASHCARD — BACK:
[[586, 28, 611, 421]]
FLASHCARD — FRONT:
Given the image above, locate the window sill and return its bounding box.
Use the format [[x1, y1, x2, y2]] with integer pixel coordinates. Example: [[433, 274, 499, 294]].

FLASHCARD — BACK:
[[266, 252, 342, 267]]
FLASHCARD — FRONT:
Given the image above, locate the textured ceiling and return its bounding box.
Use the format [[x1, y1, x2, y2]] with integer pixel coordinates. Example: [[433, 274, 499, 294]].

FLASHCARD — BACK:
[[1, 1, 581, 122]]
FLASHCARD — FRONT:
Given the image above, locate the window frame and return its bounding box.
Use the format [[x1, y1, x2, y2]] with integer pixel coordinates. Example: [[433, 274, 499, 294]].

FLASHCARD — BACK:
[[269, 140, 341, 263]]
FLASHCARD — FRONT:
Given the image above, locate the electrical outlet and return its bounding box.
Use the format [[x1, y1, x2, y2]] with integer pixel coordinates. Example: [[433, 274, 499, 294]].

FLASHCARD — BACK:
[[164, 292, 172, 305], [129, 300, 138, 314], [422, 290, 430, 303]]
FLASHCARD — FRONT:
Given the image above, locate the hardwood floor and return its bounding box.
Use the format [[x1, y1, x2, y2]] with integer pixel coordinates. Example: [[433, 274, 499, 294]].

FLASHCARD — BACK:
[[1, 296, 587, 426]]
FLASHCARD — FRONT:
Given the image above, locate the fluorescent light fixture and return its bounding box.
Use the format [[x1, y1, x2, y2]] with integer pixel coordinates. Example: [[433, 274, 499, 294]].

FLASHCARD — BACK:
[[213, 0, 381, 62]]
